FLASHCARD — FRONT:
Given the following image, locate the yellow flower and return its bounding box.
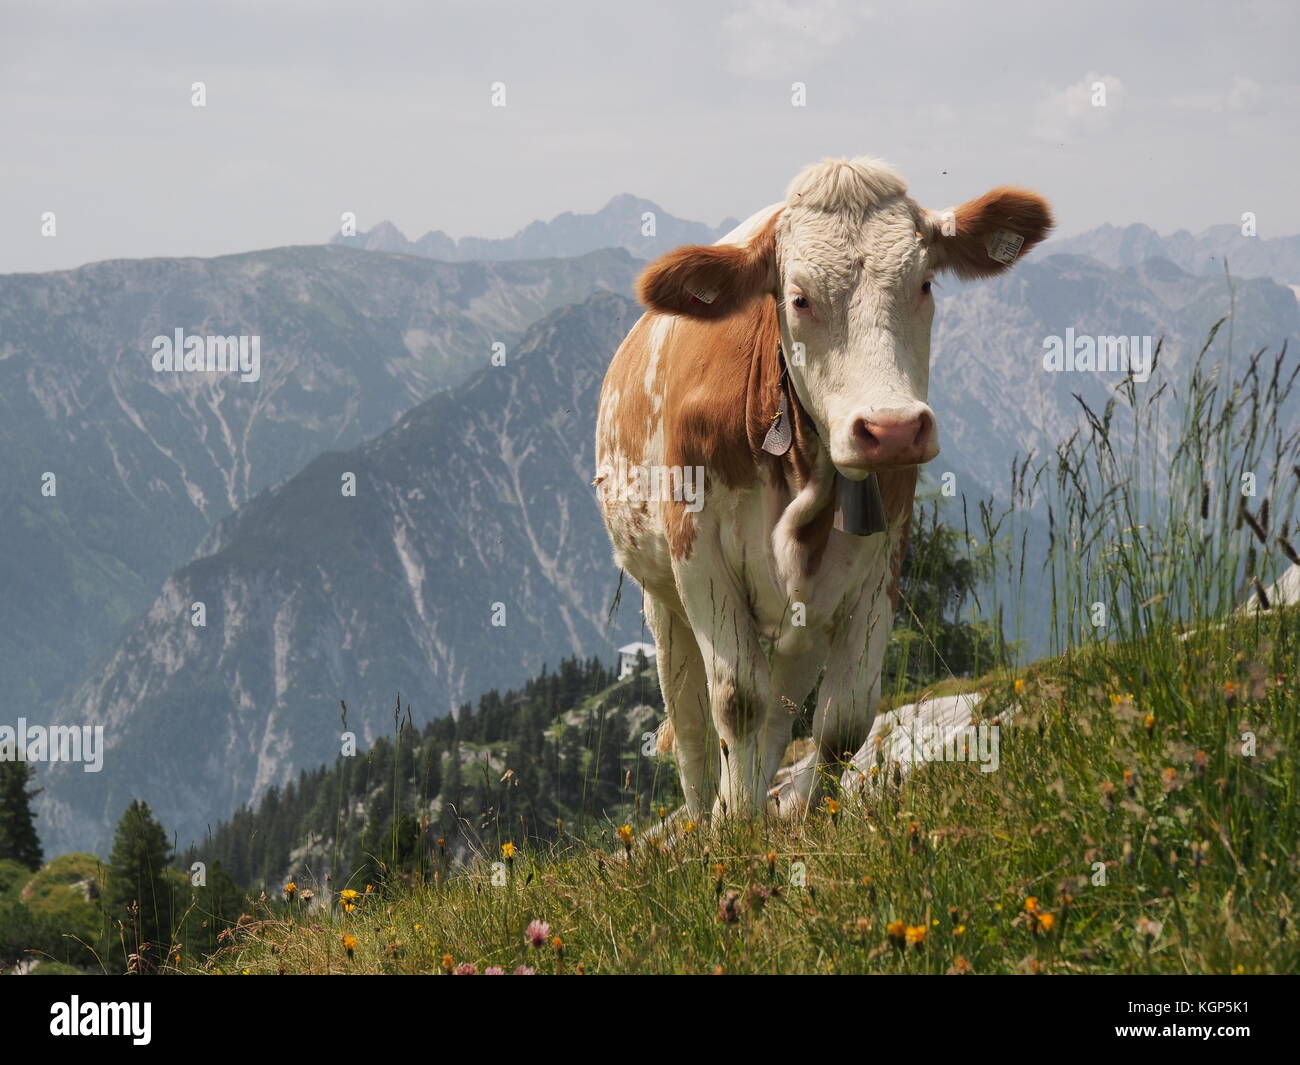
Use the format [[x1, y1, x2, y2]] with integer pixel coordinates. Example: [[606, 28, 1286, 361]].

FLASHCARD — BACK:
[[501, 841, 516, 859], [340, 888, 360, 912], [283, 881, 297, 899], [342, 934, 357, 958], [1143, 713, 1155, 733], [1014, 678, 1025, 695], [886, 920, 906, 944], [617, 824, 635, 845], [1023, 896, 1039, 914], [905, 925, 927, 947], [954, 924, 967, 936], [683, 820, 697, 834], [1037, 912, 1056, 933]]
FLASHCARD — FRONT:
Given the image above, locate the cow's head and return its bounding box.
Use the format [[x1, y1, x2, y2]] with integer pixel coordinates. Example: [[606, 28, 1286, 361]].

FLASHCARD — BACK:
[[637, 157, 1053, 479]]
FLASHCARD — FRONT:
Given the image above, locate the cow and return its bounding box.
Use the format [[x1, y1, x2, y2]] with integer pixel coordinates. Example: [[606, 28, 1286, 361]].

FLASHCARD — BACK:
[[594, 157, 1051, 819]]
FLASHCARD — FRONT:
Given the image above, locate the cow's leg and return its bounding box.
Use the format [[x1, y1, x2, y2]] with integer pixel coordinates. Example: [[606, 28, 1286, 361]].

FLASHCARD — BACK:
[[793, 556, 894, 810], [672, 569, 778, 818], [645, 592, 717, 818]]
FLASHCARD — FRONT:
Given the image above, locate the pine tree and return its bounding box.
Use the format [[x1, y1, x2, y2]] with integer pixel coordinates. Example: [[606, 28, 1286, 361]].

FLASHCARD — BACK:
[[0, 761, 44, 870], [106, 800, 173, 971]]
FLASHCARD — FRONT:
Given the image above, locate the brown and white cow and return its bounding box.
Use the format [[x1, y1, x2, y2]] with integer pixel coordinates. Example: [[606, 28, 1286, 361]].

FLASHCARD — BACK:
[[595, 157, 1051, 818]]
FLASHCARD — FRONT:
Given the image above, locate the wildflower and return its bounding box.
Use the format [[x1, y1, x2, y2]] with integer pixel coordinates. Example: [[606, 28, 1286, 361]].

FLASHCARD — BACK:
[[683, 820, 697, 835], [525, 919, 551, 949], [1036, 912, 1056, 934], [414, 923, 423, 932], [766, 850, 777, 878], [340, 888, 360, 913], [954, 925, 967, 936], [718, 889, 742, 924], [617, 824, 635, 854], [551, 936, 564, 959], [364, 884, 374, 894], [484, 966, 505, 975], [1143, 713, 1155, 735], [905, 925, 927, 948], [1014, 677, 1025, 695], [342, 934, 357, 959], [1193, 749, 1208, 782], [1123, 768, 1138, 795], [501, 841, 516, 860], [824, 797, 840, 824], [948, 956, 971, 975], [657, 806, 667, 824], [1161, 766, 1179, 792], [886, 920, 907, 946], [283, 881, 297, 901], [513, 966, 535, 975], [1024, 896, 1039, 914], [454, 962, 477, 975]]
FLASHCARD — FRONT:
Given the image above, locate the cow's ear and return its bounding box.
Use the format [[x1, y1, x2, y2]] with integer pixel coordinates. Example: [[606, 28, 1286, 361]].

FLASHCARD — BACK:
[[929, 187, 1053, 280], [637, 215, 777, 318]]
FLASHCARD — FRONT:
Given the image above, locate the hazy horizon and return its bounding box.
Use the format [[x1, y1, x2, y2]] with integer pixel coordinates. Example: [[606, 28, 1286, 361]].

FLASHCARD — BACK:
[[4, 0, 1299, 273]]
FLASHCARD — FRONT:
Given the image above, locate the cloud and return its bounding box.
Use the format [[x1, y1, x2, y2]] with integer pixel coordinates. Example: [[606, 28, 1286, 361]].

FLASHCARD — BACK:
[[1033, 71, 1125, 143], [722, 0, 870, 78], [1170, 76, 1300, 115]]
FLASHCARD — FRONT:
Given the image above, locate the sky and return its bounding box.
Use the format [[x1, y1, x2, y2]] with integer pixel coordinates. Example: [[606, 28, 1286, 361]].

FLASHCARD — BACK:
[[2, 0, 1299, 273]]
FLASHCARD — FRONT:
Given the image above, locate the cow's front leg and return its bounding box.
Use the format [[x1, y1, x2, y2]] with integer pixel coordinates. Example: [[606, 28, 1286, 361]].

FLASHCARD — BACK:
[[674, 569, 781, 818], [793, 559, 894, 811]]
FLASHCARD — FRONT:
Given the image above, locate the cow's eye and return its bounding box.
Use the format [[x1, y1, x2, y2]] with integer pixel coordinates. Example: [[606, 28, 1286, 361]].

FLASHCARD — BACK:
[[792, 295, 810, 310], [921, 280, 932, 295]]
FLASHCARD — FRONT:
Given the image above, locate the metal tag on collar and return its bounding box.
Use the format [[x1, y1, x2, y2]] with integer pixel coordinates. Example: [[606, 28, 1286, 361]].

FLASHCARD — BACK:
[[761, 392, 793, 456], [833, 472, 887, 535]]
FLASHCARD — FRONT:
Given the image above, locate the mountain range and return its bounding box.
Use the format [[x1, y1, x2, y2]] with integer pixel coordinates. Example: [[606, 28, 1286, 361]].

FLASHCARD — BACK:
[[331, 194, 738, 262], [0, 245, 640, 718], [1044, 223, 1300, 289]]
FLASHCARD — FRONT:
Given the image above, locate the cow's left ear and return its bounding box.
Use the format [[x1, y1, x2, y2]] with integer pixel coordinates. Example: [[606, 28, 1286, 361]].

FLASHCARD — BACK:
[[637, 214, 778, 319], [928, 187, 1053, 280]]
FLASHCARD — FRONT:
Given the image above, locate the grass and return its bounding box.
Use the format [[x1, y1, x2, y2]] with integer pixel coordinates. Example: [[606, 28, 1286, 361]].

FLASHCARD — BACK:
[[200, 331, 1300, 976]]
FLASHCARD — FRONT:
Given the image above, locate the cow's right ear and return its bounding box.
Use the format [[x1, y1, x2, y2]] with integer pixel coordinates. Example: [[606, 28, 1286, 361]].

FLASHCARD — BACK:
[[637, 216, 777, 319]]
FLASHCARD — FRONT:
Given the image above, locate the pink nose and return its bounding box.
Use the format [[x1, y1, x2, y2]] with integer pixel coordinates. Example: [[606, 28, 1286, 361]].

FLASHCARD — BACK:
[[851, 410, 934, 467]]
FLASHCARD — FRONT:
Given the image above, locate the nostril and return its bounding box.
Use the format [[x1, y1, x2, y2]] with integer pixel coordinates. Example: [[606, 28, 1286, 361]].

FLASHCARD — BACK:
[[912, 411, 933, 447], [853, 419, 879, 448]]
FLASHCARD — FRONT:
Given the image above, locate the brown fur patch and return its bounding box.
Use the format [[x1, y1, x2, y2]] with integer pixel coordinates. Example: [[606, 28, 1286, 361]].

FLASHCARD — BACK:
[[638, 214, 779, 319], [878, 467, 918, 612], [937, 187, 1053, 280]]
